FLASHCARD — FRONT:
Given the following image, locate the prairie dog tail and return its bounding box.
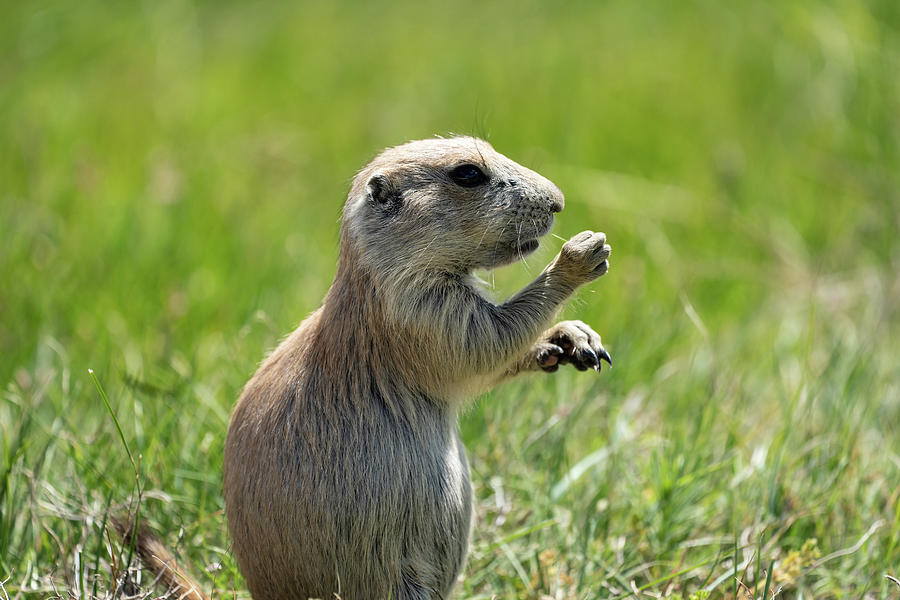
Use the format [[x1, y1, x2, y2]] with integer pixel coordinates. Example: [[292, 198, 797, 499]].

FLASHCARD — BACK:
[[112, 517, 211, 600]]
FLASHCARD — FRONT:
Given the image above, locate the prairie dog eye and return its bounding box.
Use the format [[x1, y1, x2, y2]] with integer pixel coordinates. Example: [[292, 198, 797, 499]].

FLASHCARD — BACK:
[[448, 164, 488, 188]]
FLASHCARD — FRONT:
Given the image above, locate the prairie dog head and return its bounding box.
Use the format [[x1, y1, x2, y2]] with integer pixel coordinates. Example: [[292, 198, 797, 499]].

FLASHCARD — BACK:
[[341, 137, 564, 281]]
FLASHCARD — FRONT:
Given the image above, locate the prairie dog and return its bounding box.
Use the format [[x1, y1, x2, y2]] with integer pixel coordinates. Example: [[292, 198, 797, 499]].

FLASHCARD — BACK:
[[129, 137, 612, 600]]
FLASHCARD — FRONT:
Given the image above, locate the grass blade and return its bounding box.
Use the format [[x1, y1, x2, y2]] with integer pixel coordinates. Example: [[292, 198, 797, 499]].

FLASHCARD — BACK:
[[89, 369, 137, 476]]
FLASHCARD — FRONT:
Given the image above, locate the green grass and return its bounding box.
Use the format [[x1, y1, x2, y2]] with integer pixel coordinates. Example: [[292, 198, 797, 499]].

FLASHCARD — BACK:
[[2, 0, 899, 598]]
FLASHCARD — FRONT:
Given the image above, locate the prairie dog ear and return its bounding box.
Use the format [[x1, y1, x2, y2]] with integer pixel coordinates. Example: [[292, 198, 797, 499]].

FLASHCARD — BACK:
[[366, 173, 401, 214]]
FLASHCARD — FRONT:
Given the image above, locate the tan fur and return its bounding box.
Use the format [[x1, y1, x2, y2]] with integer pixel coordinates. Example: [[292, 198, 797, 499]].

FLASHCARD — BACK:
[[124, 137, 612, 600], [113, 517, 209, 600]]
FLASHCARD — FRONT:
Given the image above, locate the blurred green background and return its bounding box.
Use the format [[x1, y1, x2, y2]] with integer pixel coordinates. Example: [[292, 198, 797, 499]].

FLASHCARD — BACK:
[[2, 1, 899, 598]]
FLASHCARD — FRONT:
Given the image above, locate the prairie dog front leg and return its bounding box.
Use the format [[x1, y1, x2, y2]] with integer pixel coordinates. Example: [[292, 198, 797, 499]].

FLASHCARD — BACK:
[[470, 231, 611, 377]]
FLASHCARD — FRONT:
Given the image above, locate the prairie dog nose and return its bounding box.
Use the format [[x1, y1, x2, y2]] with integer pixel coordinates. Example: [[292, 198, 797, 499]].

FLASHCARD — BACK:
[[550, 194, 564, 213]]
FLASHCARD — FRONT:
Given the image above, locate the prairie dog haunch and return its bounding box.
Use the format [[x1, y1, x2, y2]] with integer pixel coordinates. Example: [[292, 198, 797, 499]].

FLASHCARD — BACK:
[[223, 137, 612, 600]]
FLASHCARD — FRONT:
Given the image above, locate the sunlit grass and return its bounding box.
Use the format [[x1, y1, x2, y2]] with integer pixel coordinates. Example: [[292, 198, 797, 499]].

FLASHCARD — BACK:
[[1, 0, 899, 598]]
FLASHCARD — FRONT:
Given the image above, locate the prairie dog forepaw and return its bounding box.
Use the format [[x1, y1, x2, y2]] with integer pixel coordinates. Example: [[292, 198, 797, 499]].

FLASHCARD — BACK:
[[532, 320, 612, 373], [555, 231, 611, 282]]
